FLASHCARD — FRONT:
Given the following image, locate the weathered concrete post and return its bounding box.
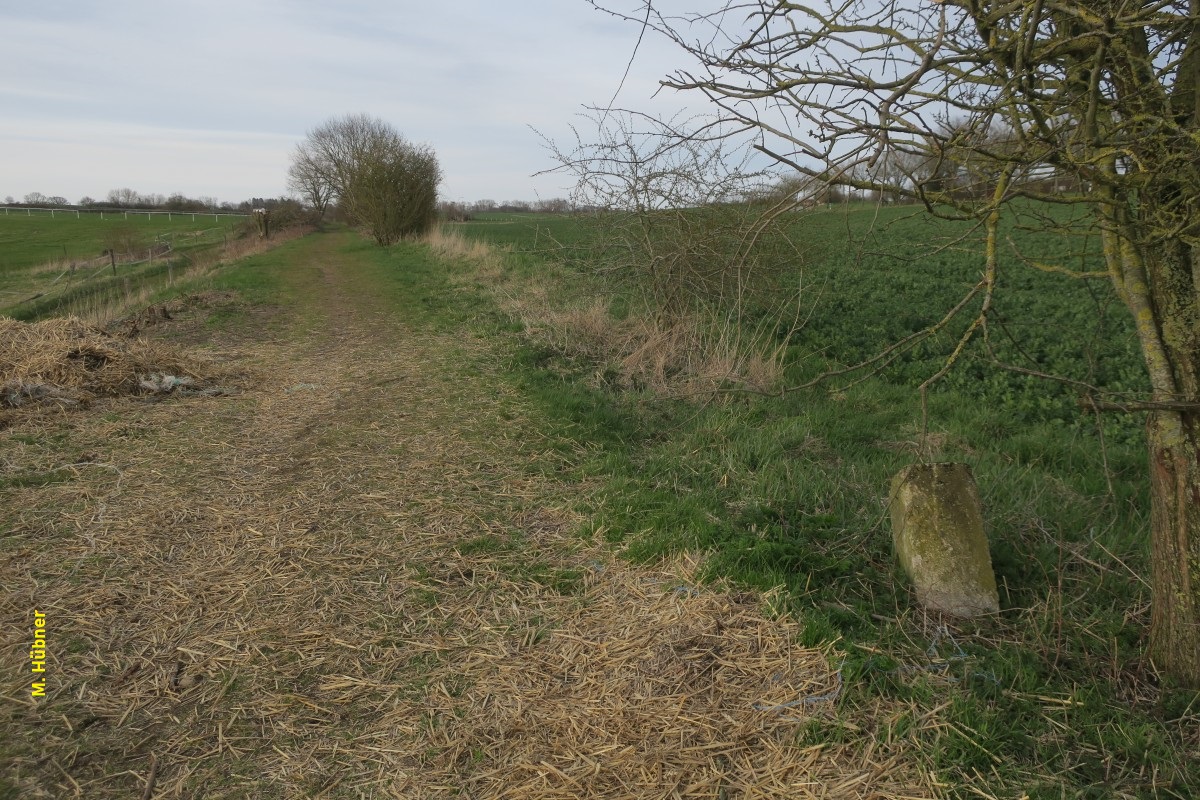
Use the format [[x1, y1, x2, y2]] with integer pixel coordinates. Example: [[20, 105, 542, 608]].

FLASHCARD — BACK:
[[252, 208, 271, 239], [889, 462, 999, 617]]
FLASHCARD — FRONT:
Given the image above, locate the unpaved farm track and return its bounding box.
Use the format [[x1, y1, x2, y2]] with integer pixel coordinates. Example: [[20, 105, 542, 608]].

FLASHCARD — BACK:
[[2, 233, 936, 798]]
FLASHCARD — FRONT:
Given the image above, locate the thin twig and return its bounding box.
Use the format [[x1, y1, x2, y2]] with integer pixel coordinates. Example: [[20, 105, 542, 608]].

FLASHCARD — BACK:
[[140, 754, 159, 800]]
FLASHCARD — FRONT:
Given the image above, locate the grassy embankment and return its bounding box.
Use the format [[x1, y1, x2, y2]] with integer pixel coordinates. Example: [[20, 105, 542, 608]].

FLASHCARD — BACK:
[[3, 230, 947, 798], [4, 206, 1194, 796], [441, 206, 1196, 798], [0, 212, 251, 323]]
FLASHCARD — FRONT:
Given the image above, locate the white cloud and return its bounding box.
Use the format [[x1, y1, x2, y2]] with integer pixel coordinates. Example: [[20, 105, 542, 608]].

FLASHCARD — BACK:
[[0, 0, 703, 203]]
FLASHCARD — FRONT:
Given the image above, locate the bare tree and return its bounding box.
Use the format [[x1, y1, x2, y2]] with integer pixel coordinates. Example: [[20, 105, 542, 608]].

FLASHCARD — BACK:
[[289, 114, 441, 241], [286, 141, 336, 220], [593, 0, 1200, 685], [543, 110, 800, 327], [106, 188, 140, 207]]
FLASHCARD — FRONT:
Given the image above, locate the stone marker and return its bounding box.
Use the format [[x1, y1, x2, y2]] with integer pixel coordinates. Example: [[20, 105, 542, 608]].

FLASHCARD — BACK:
[[889, 462, 999, 617]]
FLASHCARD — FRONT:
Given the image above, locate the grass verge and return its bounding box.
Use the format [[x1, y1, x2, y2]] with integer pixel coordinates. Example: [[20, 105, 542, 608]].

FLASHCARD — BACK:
[[440, 211, 1200, 798], [1, 228, 941, 798]]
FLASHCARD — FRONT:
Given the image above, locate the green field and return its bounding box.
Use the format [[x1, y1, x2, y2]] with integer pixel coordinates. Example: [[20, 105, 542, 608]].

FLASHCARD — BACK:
[[0, 210, 246, 271], [451, 205, 1194, 797], [4, 207, 1194, 796], [0, 212, 250, 321]]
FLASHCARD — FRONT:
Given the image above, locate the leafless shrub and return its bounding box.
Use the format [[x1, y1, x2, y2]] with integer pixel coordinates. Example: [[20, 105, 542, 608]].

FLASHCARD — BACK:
[[542, 112, 803, 321], [533, 111, 806, 395], [290, 114, 441, 243]]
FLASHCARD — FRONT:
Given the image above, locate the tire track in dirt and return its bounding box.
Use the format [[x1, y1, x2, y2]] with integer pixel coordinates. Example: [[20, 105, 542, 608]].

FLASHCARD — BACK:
[[2, 232, 937, 798]]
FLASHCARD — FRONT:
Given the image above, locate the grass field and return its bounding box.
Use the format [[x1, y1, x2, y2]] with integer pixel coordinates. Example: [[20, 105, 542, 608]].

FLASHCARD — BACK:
[[450, 204, 1196, 797], [2, 231, 940, 799], [0, 213, 266, 323], [0, 211, 246, 271], [3, 208, 1196, 797]]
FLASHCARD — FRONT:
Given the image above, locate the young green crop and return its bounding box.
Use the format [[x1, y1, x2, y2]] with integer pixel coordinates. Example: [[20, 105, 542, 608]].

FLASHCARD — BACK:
[[452, 204, 1196, 797]]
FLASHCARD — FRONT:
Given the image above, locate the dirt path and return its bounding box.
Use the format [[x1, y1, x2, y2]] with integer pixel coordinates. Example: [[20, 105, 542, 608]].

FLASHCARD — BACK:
[[2, 233, 935, 798]]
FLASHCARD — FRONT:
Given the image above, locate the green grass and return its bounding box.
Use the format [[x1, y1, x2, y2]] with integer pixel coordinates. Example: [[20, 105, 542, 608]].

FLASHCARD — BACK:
[[456, 213, 583, 253], [8, 213, 1192, 796], [208, 240, 298, 301], [0, 210, 245, 272], [0, 212, 248, 319], [197, 228, 477, 346], [450, 203, 1198, 798], [0, 468, 74, 490]]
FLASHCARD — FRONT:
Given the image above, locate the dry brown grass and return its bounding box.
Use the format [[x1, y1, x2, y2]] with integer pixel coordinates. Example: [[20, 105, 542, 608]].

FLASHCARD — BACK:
[[520, 299, 787, 395], [427, 225, 789, 396], [424, 224, 500, 265], [0, 316, 221, 426], [1, 233, 938, 799]]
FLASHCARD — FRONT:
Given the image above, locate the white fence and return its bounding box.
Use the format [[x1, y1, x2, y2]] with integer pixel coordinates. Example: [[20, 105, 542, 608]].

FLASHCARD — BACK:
[[0, 206, 249, 221]]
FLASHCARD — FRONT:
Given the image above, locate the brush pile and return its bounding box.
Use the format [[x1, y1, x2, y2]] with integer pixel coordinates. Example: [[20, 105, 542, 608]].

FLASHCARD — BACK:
[[0, 316, 211, 416]]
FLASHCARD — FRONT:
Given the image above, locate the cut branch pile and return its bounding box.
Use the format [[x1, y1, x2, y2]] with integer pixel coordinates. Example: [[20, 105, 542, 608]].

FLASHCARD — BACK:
[[0, 316, 214, 416]]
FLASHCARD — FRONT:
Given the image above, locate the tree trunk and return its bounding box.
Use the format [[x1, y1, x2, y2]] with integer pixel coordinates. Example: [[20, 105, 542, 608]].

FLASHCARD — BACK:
[[1147, 410, 1200, 687], [1103, 210, 1200, 687], [1142, 240, 1200, 687]]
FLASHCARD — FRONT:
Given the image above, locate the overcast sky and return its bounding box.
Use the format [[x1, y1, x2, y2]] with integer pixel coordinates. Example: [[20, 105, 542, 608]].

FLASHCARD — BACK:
[[1, 0, 701, 206]]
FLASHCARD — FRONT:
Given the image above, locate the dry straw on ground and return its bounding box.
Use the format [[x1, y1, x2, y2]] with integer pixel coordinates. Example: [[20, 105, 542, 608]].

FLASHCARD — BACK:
[[0, 316, 216, 423], [2, 239, 938, 798], [402, 552, 933, 798]]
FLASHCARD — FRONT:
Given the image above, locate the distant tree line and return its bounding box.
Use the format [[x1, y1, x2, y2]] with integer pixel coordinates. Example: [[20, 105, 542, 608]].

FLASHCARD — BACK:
[[2, 188, 301, 214], [6, 187, 581, 227], [434, 197, 576, 222]]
